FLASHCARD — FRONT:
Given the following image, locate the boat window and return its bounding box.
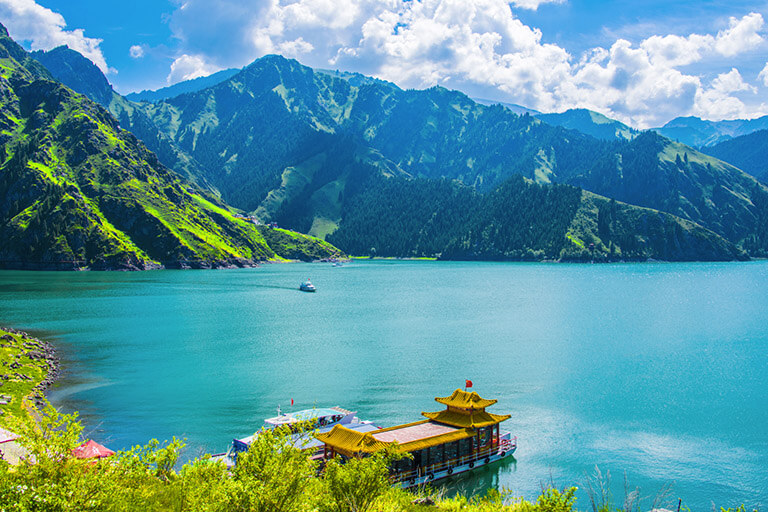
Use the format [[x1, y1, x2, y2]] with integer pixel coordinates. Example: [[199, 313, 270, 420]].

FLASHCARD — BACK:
[[445, 441, 459, 461], [392, 457, 411, 473], [479, 427, 491, 446], [459, 438, 472, 457], [428, 446, 443, 466]]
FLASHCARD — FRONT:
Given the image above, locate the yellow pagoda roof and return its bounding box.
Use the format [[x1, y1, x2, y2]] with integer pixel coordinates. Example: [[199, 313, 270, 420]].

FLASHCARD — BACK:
[[315, 425, 389, 455], [399, 428, 474, 452], [315, 421, 477, 455], [422, 409, 510, 429], [435, 389, 497, 409]]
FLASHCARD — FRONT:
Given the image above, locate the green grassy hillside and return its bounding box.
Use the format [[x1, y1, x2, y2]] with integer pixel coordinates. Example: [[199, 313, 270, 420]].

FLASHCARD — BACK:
[[0, 26, 343, 269]]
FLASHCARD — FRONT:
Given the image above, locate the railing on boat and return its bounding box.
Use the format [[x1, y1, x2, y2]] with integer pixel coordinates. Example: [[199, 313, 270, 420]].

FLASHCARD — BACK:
[[391, 436, 517, 484]]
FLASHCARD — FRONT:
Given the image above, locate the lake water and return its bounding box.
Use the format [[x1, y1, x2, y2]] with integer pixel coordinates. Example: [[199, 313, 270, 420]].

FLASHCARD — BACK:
[[0, 261, 766, 509]]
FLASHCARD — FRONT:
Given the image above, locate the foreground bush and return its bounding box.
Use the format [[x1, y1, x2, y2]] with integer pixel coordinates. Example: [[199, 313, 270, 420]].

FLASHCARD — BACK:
[[0, 402, 756, 511]]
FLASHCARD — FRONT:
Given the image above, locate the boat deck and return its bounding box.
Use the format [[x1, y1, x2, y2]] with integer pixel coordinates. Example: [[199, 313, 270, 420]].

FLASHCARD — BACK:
[[372, 422, 457, 444]]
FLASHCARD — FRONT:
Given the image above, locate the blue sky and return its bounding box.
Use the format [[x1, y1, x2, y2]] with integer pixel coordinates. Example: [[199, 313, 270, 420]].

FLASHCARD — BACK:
[[1, 0, 767, 127]]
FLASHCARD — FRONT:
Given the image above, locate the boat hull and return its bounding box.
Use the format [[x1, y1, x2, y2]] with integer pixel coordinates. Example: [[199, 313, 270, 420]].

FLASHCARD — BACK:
[[395, 434, 517, 488]]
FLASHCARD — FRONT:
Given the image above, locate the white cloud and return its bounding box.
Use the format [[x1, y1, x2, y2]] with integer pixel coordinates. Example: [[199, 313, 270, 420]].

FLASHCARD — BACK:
[[714, 12, 764, 56], [165, 1, 768, 127], [640, 33, 714, 67], [0, 0, 112, 73], [276, 37, 314, 57], [711, 68, 755, 94], [2, 0, 765, 127], [694, 68, 759, 120], [509, 0, 565, 10], [281, 0, 363, 30], [167, 53, 222, 84], [129, 44, 145, 59], [759, 62, 768, 86]]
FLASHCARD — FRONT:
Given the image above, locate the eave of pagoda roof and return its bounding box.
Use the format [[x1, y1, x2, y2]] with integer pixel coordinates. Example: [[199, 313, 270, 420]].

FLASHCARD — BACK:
[[315, 420, 483, 455], [315, 425, 389, 455], [435, 389, 497, 409], [422, 409, 510, 429]]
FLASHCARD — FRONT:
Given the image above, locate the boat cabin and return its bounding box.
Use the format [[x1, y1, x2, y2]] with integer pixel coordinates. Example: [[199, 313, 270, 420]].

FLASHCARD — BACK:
[[227, 407, 364, 462], [263, 407, 355, 429]]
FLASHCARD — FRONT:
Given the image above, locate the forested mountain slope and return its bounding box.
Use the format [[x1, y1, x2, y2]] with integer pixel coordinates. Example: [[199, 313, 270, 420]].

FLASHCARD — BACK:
[[701, 130, 768, 184], [324, 172, 743, 261], [0, 26, 341, 269]]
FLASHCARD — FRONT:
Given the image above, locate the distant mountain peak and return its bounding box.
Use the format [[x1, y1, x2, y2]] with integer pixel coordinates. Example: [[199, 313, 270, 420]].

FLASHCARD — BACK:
[[18, 43, 768, 262], [245, 53, 302, 71], [472, 98, 539, 115], [535, 108, 638, 141], [125, 67, 240, 103]]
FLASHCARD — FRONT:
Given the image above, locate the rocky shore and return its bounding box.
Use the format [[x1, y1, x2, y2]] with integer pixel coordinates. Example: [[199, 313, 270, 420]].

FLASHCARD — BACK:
[[0, 327, 59, 412]]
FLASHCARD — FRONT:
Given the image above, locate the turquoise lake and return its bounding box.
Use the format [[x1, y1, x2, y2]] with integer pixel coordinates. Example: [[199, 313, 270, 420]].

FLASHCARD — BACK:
[[0, 261, 766, 509]]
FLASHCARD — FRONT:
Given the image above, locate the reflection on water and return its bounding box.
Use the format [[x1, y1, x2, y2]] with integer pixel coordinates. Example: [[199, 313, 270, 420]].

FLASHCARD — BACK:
[[435, 456, 518, 498]]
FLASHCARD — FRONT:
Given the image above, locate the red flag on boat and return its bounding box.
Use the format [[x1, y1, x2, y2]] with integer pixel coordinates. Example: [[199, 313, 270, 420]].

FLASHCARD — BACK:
[[291, 398, 294, 406], [465, 379, 473, 389]]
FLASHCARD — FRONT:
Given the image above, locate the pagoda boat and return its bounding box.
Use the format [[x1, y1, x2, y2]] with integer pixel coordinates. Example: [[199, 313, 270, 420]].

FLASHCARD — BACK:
[[315, 389, 516, 487]]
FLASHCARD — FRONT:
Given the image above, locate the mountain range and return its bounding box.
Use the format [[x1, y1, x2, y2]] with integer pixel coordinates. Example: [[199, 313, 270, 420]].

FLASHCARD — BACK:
[[8, 27, 768, 265], [652, 115, 768, 147]]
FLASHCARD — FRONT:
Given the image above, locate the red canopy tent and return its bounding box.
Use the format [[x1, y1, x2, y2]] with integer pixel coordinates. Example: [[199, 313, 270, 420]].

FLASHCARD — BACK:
[[72, 440, 115, 459]]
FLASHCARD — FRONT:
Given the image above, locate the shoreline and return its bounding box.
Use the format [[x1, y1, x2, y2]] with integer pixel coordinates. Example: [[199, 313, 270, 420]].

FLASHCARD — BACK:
[[0, 255, 350, 272]]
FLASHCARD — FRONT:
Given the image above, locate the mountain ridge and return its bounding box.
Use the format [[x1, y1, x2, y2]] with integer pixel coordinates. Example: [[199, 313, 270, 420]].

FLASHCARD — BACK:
[[125, 68, 241, 103], [535, 108, 638, 141]]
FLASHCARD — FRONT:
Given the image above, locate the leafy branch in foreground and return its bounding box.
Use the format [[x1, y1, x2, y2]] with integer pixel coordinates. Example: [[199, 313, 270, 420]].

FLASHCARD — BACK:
[[321, 444, 408, 512]]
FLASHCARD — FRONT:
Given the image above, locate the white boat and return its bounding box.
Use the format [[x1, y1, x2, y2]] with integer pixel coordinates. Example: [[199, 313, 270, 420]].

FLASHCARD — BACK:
[[299, 279, 316, 292], [212, 407, 378, 467]]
